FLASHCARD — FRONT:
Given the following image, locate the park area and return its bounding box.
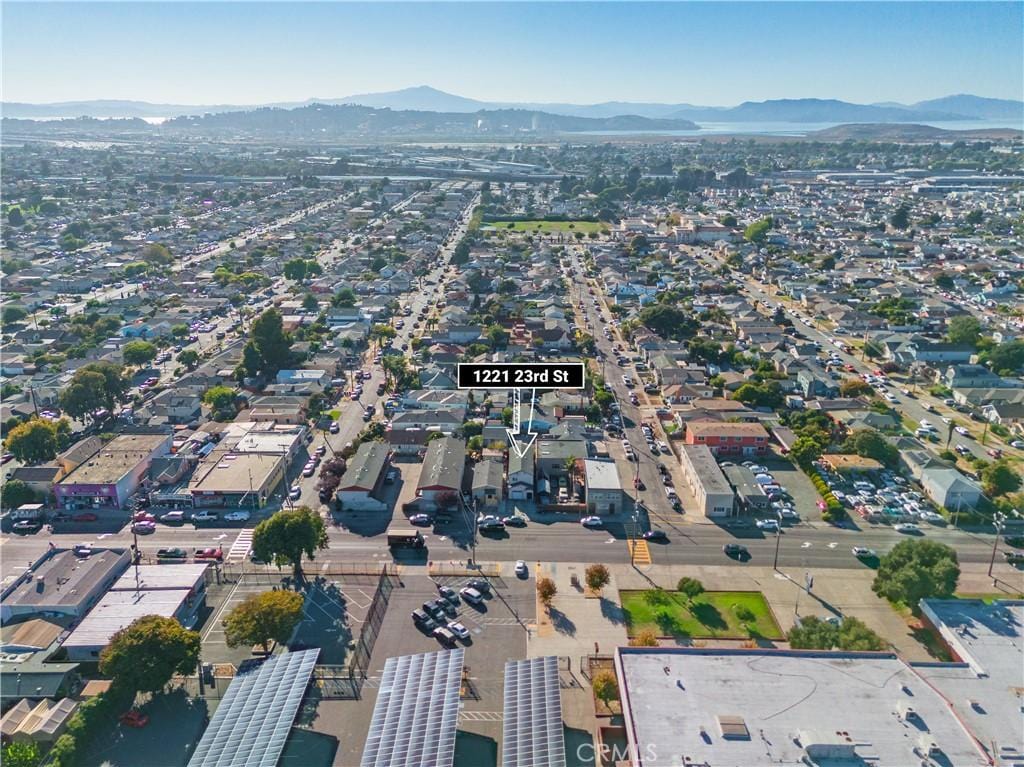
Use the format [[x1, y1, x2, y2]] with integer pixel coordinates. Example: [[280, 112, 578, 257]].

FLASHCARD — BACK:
[[621, 589, 783, 641], [484, 219, 608, 234]]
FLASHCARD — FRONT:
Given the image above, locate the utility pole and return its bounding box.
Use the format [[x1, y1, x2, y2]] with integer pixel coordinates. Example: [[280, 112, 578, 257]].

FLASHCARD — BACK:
[[773, 527, 782, 570], [988, 511, 1006, 579]]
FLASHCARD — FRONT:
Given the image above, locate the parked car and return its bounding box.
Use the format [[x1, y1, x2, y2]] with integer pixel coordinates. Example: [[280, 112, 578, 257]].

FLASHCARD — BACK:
[[157, 548, 188, 560], [514, 560, 529, 578], [466, 579, 491, 595], [194, 547, 224, 561], [72, 512, 98, 522], [411, 609, 436, 630], [12, 519, 42, 533], [160, 511, 185, 524], [581, 516, 603, 528], [432, 626, 457, 646], [447, 621, 470, 641], [119, 710, 149, 728], [756, 519, 780, 531], [503, 515, 527, 527], [72, 543, 93, 557], [438, 586, 460, 604], [193, 510, 219, 522], [459, 587, 484, 605], [410, 513, 432, 526]]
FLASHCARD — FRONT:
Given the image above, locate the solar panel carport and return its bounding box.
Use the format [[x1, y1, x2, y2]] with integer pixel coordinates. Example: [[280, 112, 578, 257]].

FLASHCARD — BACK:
[[187, 649, 319, 767], [502, 656, 566, 767]]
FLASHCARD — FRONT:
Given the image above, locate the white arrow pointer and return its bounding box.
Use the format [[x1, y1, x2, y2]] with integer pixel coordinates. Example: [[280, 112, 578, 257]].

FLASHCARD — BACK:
[[506, 388, 537, 458]]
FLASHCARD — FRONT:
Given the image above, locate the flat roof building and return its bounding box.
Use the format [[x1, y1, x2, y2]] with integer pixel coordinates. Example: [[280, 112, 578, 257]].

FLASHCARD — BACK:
[[189, 452, 286, 509], [679, 445, 735, 518], [615, 647, 992, 767], [54, 433, 171, 512], [721, 464, 769, 511], [583, 459, 623, 515], [61, 564, 208, 661], [1, 549, 130, 623]]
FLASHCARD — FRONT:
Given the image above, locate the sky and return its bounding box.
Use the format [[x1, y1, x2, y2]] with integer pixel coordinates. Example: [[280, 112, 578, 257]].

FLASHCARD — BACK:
[[2, 2, 1022, 106]]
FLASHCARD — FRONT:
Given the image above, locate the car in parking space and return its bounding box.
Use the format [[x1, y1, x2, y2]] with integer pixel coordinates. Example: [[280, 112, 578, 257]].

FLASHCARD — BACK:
[[723, 543, 749, 558], [460, 587, 484, 605], [411, 609, 437, 630], [302, 463, 316, 478], [193, 510, 219, 522], [447, 621, 470, 641], [225, 511, 251, 522], [132, 520, 157, 534], [194, 547, 224, 561], [432, 626, 457, 646], [756, 519, 780, 531], [12, 519, 42, 533], [409, 513, 432, 526], [514, 560, 529, 578], [1011, 440, 1024, 449], [466, 578, 491, 595], [642, 529, 668, 541], [329, 421, 340, 434], [160, 511, 185, 524], [288, 484, 302, 501], [581, 515, 603, 528], [503, 515, 527, 527], [422, 599, 447, 619], [438, 586, 460, 605]]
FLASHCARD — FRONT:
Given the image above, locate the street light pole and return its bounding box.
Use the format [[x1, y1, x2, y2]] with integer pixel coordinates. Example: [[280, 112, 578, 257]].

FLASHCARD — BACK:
[[988, 511, 1006, 579], [773, 527, 782, 570]]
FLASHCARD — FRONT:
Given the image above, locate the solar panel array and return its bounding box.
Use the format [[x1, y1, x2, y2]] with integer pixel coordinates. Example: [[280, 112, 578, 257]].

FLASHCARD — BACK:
[[361, 648, 464, 767], [187, 648, 319, 767], [502, 656, 566, 767]]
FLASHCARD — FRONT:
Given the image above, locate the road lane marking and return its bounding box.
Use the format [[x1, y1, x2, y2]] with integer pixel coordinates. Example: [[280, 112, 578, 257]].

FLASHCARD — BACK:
[[628, 539, 652, 565], [227, 529, 254, 562], [801, 542, 812, 548]]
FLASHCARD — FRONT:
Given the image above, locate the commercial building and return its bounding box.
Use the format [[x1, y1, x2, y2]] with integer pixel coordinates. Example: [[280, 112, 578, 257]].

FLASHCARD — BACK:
[[721, 464, 769, 512], [683, 422, 769, 456], [336, 442, 391, 512], [189, 452, 286, 509], [679, 445, 735, 518], [0, 548, 130, 623], [920, 466, 984, 510], [416, 436, 466, 510], [53, 433, 171, 511], [583, 459, 623, 515], [61, 564, 209, 661], [615, 647, 993, 767]]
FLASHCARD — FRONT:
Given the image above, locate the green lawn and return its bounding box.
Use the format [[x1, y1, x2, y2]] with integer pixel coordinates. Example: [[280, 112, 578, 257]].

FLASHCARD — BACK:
[[621, 590, 783, 640], [484, 219, 608, 234]]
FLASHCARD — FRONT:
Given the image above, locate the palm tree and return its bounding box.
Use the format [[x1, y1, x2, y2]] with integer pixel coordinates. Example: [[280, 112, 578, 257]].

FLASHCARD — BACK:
[[563, 457, 577, 488]]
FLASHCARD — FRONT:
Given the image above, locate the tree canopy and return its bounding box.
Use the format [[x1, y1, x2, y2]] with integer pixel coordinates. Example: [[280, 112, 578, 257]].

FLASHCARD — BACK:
[[122, 340, 158, 366], [844, 428, 899, 468], [99, 615, 200, 693], [872, 539, 960, 608], [241, 308, 293, 378], [4, 417, 69, 464], [58, 361, 128, 419], [223, 589, 305, 654], [251, 506, 328, 580], [981, 461, 1021, 497], [743, 217, 772, 243], [946, 316, 982, 348], [638, 303, 698, 340]]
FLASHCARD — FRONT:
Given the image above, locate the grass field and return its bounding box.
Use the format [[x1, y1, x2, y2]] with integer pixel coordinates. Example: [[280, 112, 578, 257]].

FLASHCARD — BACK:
[[621, 590, 783, 640], [484, 219, 608, 234]]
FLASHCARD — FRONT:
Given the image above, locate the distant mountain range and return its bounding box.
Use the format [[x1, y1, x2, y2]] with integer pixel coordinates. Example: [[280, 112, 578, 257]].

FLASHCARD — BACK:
[[0, 104, 700, 138], [3, 86, 1022, 124]]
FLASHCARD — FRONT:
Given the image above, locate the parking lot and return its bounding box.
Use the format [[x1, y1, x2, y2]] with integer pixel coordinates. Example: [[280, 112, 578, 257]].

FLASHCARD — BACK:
[[320, 569, 535, 767], [199, 573, 375, 667]]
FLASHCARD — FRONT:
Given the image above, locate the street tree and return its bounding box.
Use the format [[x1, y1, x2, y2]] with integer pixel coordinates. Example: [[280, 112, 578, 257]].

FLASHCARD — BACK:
[[837, 617, 886, 651], [122, 340, 157, 367], [223, 590, 305, 654], [177, 349, 200, 369], [536, 576, 557, 607], [585, 564, 611, 593], [676, 577, 705, 604], [1, 742, 41, 767], [99, 615, 200, 693], [251, 506, 328, 581], [59, 361, 128, 419], [243, 309, 293, 378], [872, 539, 960, 609], [1, 480, 37, 510]]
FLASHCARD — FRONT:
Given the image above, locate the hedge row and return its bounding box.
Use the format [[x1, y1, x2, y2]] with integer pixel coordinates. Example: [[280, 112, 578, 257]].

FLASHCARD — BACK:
[[806, 469, 847, 522]]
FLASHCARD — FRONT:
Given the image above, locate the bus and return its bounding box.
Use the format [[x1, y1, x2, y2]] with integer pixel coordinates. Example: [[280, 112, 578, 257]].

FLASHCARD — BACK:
[[387, 528, 425, 548]]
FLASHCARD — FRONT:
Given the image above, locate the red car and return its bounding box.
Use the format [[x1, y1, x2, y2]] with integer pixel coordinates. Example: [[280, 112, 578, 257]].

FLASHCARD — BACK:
[[133, 511, 155, 523], [72, 512, 98, 522], [119, 710, 149, 728], [194, 547, 224, 562]]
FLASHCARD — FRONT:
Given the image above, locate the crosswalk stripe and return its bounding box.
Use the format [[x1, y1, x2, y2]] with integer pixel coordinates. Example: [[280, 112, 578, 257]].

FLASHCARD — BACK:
[[628, 539, 652, 565], [227, 529, 254, 562]]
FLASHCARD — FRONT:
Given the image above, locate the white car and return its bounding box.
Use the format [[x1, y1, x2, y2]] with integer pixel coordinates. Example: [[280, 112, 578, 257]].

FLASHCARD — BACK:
[[756, 519, 780, 531], [852, 546, 876, 558], [955, 426, 969, 436], [225, 511, 251, 522], [581, 516, 603, 528], [447, 621, 470, 641], [514, 560, 529, 577], [894, 523, 921, 534], [288, 485, 302, 501], [459, 587, 484, 605]]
